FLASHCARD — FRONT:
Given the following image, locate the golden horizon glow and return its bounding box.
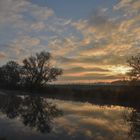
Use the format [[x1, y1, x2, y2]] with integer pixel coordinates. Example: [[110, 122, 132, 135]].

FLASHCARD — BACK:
[[108, 66, 131, 75]]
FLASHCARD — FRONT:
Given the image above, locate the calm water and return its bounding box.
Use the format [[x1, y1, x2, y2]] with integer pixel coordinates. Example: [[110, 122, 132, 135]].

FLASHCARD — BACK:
[[0, 94, 139, 140]]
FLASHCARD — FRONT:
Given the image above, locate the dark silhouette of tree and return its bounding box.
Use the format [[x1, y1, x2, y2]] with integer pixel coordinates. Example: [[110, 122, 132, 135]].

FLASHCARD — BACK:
[[0, 94, 62, 133], [0, 61, 21, 87], [22, 51, 63, 88], [127, 54, 140, 81], [0, 51, 63, 89], [123, 109, 140, 140]]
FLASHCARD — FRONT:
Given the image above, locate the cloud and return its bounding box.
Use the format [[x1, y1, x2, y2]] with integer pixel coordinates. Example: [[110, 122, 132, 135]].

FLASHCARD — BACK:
[[0, 52, 6, 59], [58, 73, 121, 83], [0, 0, 76, 66], [57, 54, 126, 66], [0, 35, 41, 63], [53, 3, 140, 82], [70, 6, 140, 63], [114, 0, 140, 12], [14, 36, 40, 47], [64, 67, 109, 74], [0, 0, 140, 83], [0, 51, 7, 65], [48, 36, 80, 56], [9, 35, 41, 56], [29, 4, 54, 21], [0, 0, 56, 36], [30, 22, 46, 31], [0, 0, 28, 25]]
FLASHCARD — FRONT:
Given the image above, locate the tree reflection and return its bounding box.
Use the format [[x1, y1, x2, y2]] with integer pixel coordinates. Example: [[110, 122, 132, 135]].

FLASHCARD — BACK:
[[0, 95, 62, 133], [123, 108, 140, 140]]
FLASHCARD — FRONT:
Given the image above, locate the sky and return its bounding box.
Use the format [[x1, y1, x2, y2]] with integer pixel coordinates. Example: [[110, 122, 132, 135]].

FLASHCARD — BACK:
[[0, 0, 140, 83]]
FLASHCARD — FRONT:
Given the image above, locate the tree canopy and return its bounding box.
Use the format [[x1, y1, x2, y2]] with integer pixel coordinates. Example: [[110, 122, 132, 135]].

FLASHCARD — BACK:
[[0, 51, 63, 89], [0, 61, 21, 87], [22, 51, 62, 88]]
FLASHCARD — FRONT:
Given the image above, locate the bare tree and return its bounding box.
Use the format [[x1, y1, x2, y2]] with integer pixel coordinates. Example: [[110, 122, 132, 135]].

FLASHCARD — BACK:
[[127, 54, 140, 81], [22, 51, 62, 87]]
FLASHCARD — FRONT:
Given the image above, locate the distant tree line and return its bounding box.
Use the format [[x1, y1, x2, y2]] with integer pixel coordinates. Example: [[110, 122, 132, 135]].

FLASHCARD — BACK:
[[0, 51, 62, 89]]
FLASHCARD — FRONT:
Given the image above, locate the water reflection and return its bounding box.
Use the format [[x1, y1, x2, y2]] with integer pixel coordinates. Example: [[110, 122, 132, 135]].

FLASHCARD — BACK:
[[124, 109, 140, 140], [0, 94, 140, 140], [53, 100, 132, 140], [0, 95, 62, 133]]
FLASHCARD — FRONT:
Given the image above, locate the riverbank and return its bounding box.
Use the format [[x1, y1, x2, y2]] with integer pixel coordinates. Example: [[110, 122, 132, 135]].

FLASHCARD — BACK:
[[0, 85, 140, 108]]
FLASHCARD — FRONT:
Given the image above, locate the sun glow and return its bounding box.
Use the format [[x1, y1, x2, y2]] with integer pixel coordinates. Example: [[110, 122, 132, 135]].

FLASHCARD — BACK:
[[108, 66, 131, 75]]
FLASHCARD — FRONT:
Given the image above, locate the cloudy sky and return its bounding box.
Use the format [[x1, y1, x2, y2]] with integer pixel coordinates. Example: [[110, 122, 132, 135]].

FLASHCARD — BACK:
[[0, 0, 140, 83]]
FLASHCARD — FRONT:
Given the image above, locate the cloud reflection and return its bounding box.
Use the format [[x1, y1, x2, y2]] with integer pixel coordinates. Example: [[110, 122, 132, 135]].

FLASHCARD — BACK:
[[0, 95, 137, 140]]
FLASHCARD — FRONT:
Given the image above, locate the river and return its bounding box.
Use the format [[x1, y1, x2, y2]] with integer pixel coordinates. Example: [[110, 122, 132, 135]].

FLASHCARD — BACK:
[[0, 93, 139, 140]]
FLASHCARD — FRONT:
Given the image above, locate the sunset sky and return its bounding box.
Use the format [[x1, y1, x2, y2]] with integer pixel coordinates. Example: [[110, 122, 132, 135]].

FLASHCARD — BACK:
[[0, 0, 140, 83]]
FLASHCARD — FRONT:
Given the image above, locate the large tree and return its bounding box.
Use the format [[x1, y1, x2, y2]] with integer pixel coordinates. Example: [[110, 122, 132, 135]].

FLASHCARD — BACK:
[[127, 53, 140, 81], [22, 51, 62, 88], [0, 61, 21, 87]]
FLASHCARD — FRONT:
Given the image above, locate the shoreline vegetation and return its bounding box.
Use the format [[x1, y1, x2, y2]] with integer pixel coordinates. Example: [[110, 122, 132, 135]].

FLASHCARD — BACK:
[[0, 84, 140, 109]]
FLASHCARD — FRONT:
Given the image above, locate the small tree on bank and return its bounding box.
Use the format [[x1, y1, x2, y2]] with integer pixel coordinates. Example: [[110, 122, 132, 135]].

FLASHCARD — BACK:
[[22, 51, 62, 88], [127, 53, 140, 82]]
